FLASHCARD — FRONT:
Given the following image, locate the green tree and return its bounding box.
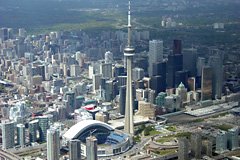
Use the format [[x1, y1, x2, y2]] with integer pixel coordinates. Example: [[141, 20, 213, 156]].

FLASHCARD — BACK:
[[144, 126, 153, 136], [0, 85, 5, 93]]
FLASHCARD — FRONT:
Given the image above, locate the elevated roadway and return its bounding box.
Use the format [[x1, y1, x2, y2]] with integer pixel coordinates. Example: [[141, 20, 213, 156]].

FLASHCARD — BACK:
[[0, 149, 21, 160]]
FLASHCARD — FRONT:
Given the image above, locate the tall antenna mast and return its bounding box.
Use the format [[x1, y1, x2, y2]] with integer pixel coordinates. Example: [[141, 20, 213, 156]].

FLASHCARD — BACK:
[[127, 0, 132, 47]]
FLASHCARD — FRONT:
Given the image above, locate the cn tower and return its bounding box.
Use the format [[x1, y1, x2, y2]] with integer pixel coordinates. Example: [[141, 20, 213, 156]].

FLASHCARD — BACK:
[[124, 0, 135, 135]]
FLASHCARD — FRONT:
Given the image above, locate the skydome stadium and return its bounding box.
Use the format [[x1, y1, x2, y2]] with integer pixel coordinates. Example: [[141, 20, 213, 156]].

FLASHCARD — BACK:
[[63, 120, 132, 157]]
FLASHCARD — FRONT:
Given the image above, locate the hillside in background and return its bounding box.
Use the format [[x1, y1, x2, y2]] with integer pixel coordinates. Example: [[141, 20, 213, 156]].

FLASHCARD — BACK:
[[0, 0, 239, 33]]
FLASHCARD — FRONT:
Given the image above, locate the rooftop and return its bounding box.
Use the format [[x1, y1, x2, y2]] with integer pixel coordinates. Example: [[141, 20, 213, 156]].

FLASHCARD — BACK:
[[63, 120, 114, 140]]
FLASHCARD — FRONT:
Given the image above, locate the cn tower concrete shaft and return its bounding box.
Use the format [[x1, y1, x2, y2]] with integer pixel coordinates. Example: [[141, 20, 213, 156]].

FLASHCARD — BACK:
[[124, 56, 134, 135]]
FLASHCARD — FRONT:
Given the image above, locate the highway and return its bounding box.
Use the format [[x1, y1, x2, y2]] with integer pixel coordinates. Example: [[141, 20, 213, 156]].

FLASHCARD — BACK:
[[9, 143, 47, 157], [0, 149, 21, 160]]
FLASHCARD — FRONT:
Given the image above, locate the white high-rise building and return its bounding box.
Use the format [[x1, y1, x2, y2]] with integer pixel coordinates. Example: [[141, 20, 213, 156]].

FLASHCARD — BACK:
[[2, 120, 15, 149], [105, 51, 113, 64], [148, 40, 163, 76], [70, 64, 81, 77], [19, 28, 27, 37], [75, 51, 82, 61], [100, 62, 112, 79], [132, 67, 144, 81], [89, 65, 95, 79], [47, 127, 60, 160], [9, 101, 28, 123]]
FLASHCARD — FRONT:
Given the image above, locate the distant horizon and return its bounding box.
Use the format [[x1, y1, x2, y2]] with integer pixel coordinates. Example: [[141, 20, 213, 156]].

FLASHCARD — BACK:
[[1, 0, 239, 30]]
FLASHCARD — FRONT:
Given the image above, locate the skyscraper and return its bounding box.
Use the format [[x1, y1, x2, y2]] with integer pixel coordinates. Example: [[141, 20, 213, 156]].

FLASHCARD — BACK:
[[100, 62, 112, 79], [148, 40, 163, 76], [150, 75, 165, 95], [178, 137, 189, 160], [132, 67, 144, 81], [201, 66, 213, 101], [216, 131, 227, 153], [152, 61, 167, 91], [17, 124, 25, 148], [152, 61, 166, 77], [190, 133, 202, 159], [183, 48, 197, 77], [70, 64, 81, 77], [93, 74, 102, 93], [173, 39, 182, 55], [197, 57, 206, 77], [65, 91, 75, 113], [203, 140, 212, 157], [208, 50, 223, 99], [47, 127, 60, 160], [2, 120, 15, 149], [188, 77, 196, 91], [167, 40, 183, 88], [228, 127, 239, 150], [118, 76, 127, 87], [175, 70, 189, 88], [86, 136, 98, 160], [124, 0, 135, 135], [105, 80, 114, 102], [38, 116, 50, 142], [19, 28, 27, 37], [69, 139, 81, 160], [0, 28, 8, 41], [119, 85, 126, 115], [113, 64, 125, 77], [105, 51, 113, 64], [29, 119, 39, 143]]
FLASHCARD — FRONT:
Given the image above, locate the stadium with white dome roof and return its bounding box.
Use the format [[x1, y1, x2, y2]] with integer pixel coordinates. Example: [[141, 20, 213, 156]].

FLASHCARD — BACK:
[[63, 120, 132, 157]]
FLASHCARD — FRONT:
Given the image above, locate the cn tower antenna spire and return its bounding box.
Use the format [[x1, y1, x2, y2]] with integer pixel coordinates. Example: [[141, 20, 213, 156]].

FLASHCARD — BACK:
[[127, 0, 132, 47]]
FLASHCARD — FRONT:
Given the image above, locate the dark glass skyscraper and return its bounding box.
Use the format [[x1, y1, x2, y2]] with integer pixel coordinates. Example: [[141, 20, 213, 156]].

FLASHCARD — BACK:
[[175, 70, 189, 88], [152, 61, 167, 91], [167, 54, 183, 88], [201, 66, 213, 101], [114, 65, 125, 77], [173, 39, 182, 55], [167, 40, 184, 88], [119, 86, 126, 115], [183, 48, 197, 77], [150, 75, 165, 96]]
